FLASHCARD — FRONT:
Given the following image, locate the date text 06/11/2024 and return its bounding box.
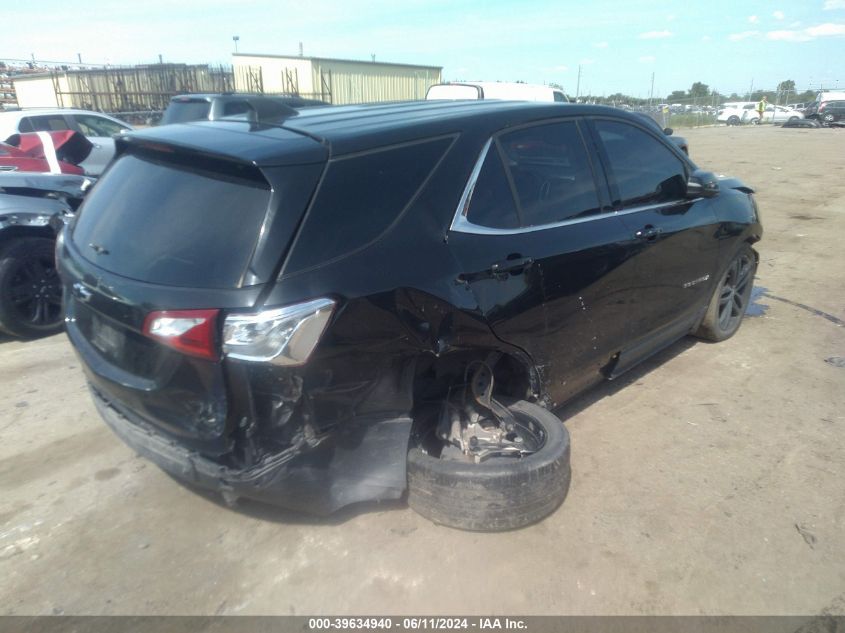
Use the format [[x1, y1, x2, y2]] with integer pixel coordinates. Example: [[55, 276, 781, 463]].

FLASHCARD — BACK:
[[307, 618, 528, 630]]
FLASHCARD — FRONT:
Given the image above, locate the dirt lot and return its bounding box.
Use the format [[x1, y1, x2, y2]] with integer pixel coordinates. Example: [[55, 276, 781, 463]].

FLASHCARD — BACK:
[[1, 125, 843, 616]]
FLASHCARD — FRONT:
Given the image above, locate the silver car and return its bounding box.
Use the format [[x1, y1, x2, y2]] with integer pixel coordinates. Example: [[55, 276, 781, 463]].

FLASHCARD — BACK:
[[0, 108, 132, 176]]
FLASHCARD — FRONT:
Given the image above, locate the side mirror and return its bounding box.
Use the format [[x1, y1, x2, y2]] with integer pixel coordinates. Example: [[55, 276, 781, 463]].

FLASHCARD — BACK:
[[663, 127, 674, 135], [686, 170, 720, 199]]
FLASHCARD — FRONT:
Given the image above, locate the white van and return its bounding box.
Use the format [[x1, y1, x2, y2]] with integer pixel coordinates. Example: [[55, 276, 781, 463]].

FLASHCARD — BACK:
[[426, 82, 570, 103]]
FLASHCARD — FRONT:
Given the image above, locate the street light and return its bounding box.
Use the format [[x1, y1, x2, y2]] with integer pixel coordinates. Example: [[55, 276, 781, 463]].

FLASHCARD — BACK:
[[233, 36, 240, 53]]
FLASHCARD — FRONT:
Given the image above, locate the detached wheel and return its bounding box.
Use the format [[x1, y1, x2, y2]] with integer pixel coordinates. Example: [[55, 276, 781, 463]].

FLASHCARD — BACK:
[[407, 399, 571, 531], [695, 245, 757, 342], [0, 237, 63, 339]]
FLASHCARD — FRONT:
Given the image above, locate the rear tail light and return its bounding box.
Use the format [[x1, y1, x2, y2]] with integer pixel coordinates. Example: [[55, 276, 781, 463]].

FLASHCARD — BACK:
[[142, 309, 220, 361], [819, 102, 827, 112], [222, 298, 335, 366]]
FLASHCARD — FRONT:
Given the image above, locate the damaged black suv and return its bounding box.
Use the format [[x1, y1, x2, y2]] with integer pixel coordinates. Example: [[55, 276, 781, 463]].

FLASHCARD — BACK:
[[58, 101, 762, 531]]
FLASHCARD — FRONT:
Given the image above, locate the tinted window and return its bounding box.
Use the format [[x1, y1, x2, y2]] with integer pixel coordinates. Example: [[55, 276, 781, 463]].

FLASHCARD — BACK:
[[466, 146, 520, 229], [595, 119, 686, 207], [25, 115, 70, 132], [73, 154, 271, 288], [553, 92, 567, 103], [499, 121, 601, 226], [284, 137, 453, 274], [161, 100, 211, 124], [74, 114, 127, 137], [223, 101, 251, 116]]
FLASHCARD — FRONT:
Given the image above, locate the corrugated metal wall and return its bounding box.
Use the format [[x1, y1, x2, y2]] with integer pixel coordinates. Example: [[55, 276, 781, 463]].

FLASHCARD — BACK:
[[314, 59, 441, 104]]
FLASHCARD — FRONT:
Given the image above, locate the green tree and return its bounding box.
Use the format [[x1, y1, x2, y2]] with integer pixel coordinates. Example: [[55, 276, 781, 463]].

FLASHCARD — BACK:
[[777, 79, 796, 93], [666, 90, 687, 102], [689, 82, 710, 98]]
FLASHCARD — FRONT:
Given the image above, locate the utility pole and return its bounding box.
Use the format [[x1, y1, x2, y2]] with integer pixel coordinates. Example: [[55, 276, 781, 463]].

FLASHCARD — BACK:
[[576, 65, 581, 101], [232, 35, 240, 54], [649, 72, 655, 106], [748, 78, 754, 100], [77, 53, 82, 64]]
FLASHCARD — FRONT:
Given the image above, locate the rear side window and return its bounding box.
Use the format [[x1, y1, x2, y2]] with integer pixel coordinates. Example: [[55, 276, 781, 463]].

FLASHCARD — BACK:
[[284, 137, 453, 274], [74, 114, 127, 137], [222, 101, 251, 116], [72, 154, 271, 288], [23, 115, 70, 132], [594, 119, 686, 208]]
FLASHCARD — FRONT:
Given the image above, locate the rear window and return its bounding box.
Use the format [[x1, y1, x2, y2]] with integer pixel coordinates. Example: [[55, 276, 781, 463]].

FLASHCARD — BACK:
[[161, 100, 212, 124], [72, 154, 271, 288]]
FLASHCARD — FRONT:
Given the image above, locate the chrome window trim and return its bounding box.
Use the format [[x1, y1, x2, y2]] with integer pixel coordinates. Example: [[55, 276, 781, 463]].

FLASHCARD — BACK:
[[449, 135, 698, 236]]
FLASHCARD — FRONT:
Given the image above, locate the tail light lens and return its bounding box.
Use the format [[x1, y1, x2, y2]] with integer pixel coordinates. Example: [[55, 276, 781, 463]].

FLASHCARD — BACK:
[[222, 298, 335, 366], [142, 309, 220, 360]]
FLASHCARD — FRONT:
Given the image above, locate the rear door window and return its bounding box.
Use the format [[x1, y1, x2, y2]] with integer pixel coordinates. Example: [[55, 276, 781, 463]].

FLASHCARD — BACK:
[[72, 154, 271, 288], [498, 121, 601, 226], [594, 119, 687, 208], [73, 114, 128, 137]]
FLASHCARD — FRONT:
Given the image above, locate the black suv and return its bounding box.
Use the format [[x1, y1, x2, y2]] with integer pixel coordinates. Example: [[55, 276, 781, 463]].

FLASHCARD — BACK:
[[160, 93, 329, 125], [58, 101, 762, 531]]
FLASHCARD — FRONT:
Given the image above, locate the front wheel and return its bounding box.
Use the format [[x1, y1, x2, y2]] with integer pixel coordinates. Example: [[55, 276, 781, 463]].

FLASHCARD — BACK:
[[822, 112, 835, 123], [694, 246, 757, 342], [751, 117, 761, 125], [788, 116, 799, 123], [407, 399, 571, 531], [0, 237, 64, 339], [727, 116, 740, 126]]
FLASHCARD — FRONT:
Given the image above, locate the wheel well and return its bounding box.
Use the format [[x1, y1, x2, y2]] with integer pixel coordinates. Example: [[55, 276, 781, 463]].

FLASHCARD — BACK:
[[410, 350, 534, 433], [0, 226, 55, 255]]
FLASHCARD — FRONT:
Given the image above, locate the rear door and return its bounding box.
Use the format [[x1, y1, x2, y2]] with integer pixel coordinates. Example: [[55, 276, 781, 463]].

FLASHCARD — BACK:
[[589, 117, 719, 365], [449, 119, 636, 406]]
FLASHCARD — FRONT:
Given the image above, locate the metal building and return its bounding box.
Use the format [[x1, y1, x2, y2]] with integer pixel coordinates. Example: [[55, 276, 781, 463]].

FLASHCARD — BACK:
[[232, 53, 442, 104]]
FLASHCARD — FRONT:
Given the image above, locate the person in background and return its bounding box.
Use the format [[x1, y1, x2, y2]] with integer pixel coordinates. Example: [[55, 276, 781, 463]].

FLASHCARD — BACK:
[[757, 96, 767, 123]]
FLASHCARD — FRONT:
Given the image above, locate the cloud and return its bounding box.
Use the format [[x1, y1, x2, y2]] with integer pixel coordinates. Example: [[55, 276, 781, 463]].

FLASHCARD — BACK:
[[549, 64, 569, 72], [579, 58, 595, 65], [806, 22, 845, 35], [773, 10, 785, 20], [666, 14, 676, 22], [593, 41, 608, 48], [638, 30, 672, 39], [701, 35, 712, 42], [729, 30, 760, 41], [638, 55, 656, 63], [823, 0, 845, 9], [766, 22, 845, 41], [748, 15, 759, 23]]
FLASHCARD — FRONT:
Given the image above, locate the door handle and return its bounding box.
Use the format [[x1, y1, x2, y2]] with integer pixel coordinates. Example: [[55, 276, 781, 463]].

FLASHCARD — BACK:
[[490, 256, 534, 276], [634, 225, 663, 241]]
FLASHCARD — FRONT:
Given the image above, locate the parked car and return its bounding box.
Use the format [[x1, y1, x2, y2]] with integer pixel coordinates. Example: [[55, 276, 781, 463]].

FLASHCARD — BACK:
[[58, 101, 762, 531], [717, 101, 803, 125], [804, 94, 845, 124], [0, 172, 92, 338], [160, 93, 330, 125], [0, 130, 93, 175], [0, 109, 132, 176], [426, 82, 570, 103]]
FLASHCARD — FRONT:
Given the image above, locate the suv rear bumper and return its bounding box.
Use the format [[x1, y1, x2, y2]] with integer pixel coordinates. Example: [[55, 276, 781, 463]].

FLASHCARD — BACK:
[[90, 385, 412, 516]]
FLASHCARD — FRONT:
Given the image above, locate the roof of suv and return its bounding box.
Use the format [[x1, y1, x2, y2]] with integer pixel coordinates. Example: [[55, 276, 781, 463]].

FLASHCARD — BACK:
[[121, 100, 663, 165]]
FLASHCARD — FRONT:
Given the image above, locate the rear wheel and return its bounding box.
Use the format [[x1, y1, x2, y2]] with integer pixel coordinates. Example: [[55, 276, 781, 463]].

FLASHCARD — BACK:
[[0, 237, 63, 339], [407, 399, 571, 531], [727, 116, 740, 126], [822, 112, 835, 123], [788, 116, 799, 123], [750, 117, 761, 125], [695, 245, 756, 342]]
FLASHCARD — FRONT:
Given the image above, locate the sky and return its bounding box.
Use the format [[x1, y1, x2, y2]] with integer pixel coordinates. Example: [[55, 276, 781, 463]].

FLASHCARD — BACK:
[[2, 0, 843, 98]]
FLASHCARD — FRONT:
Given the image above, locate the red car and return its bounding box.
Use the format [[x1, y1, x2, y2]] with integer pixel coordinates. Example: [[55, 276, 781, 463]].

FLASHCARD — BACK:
[[0, 131, 92, 175]]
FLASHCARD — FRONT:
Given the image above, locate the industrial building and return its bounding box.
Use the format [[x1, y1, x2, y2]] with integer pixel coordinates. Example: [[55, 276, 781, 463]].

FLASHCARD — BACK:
[[232, 53, 442, 104]]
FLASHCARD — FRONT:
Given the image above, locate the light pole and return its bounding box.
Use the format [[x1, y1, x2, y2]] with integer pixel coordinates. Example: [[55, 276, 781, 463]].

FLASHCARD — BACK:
[[232, 36, 240, 54]]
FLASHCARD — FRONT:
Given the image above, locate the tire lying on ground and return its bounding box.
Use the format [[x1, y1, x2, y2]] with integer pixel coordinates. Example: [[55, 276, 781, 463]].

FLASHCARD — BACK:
[[0, 237, 64, 339], [407, 399, 571, 531]]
